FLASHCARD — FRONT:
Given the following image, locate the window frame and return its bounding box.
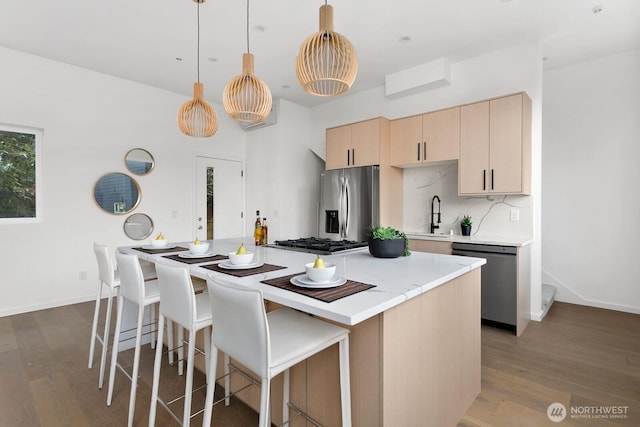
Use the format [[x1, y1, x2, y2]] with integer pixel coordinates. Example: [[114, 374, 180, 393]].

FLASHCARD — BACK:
[[0, 123, 44, 224]]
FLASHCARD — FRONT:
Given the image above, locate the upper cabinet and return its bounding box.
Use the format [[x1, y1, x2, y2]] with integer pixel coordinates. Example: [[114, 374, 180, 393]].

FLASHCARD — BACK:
[[390, 107, 460, 167], [326, 118, 385, 170], [458, 93, 532, 195]]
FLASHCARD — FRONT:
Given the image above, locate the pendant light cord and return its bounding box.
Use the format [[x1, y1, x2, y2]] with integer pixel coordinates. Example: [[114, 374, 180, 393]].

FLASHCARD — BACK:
[[197, 2, 201, 83], [246, 0, 250, 53]]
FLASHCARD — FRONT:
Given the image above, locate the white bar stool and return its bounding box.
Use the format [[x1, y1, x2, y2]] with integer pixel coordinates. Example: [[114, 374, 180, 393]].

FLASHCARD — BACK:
[[90, 243, 161, 389], [202, 278, 352, 427], [106, 251, 161, 427], [149, 263, 213, 427]]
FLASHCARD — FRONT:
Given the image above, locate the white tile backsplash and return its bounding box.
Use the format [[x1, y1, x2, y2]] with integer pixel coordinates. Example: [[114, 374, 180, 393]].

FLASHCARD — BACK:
[[402, 163, 532, 238]]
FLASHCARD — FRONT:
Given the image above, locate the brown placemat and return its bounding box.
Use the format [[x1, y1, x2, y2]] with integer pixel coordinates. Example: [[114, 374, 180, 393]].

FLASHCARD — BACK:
[[201, 263, 287, 278], [162, 254, 228, 264], [133, 246, 189, 254], [261, 273, 375, 303]]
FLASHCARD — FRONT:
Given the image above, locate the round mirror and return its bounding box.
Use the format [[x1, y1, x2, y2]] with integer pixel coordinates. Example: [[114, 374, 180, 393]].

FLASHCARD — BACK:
[[125, 148, 154, 175], [123, 213, 154, 240], [93, 172, 141, 215]]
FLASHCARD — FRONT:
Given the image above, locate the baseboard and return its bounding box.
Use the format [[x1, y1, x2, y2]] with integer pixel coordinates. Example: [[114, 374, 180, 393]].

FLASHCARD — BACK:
[[0, 294, 96, 318], [541, 269, 640, 315]]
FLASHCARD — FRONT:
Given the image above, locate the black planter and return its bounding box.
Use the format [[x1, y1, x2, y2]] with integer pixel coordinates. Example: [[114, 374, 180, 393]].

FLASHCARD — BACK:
[[368, 237, 405, 258], [461, 225, 472, 236]]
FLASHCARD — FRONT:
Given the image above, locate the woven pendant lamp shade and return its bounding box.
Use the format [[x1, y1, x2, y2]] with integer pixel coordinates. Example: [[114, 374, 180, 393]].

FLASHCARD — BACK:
[[178, 82, 218, 137], [296, 4, 358, 97], [223, 53, 272, 123]]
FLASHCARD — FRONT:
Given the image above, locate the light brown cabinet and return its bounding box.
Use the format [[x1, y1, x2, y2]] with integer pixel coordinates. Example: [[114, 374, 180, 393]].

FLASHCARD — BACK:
[[458, 93, 531, 195], [326, 118, 382, 170], [408, 239, 452, 255], [390, 107, 460, 166]]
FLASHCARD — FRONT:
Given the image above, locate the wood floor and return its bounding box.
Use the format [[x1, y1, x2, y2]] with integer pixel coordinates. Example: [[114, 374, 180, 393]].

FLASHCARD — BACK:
[[0, 300, 637, 426]]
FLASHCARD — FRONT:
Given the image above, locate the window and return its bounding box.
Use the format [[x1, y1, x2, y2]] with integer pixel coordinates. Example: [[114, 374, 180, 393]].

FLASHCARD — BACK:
[[0, 124, 43, 223]]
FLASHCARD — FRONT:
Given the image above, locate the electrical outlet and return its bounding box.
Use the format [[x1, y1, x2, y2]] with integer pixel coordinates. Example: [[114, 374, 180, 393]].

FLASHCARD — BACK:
[[79, 271, 88, 280], [510, 209, 520, 222]]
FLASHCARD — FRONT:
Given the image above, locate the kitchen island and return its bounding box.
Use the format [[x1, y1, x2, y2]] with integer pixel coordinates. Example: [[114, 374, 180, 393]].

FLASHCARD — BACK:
[[120, 238, 485, 426]]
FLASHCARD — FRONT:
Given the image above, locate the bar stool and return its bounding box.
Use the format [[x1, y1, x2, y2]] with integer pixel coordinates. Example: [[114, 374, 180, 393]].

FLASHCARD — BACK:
[[202, 278, 352, 427], [90, 243, 160, 389], [149, 263, 213, 427], [106, 251, 161, 427]]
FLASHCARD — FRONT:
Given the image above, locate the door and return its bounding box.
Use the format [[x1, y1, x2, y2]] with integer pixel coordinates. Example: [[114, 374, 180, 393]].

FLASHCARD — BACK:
[[350, 119, 380, 167], [326, 125, 351, 170], [195, 157, 244, 240], [390, 115, 422, 166], [489, 94, 523, 193], [459, 101, 490, 195], [422, 107, 460, 162]]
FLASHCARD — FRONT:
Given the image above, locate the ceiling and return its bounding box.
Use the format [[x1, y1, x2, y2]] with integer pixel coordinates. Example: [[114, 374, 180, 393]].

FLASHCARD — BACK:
[[1, 0, 638, 108]]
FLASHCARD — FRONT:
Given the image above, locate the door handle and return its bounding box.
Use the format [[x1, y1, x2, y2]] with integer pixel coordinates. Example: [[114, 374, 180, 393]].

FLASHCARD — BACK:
[[483, 170, 486, 191], [417, 143, 420, 161], [491, 169, 494, 190], [347, 150, 350, 166], [351, 149, 355, 165], [423, 142, 426, 160]]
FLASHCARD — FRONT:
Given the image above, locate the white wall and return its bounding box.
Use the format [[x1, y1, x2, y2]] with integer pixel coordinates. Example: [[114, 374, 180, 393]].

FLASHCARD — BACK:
[[308, 42, 544, 319], [244, 98, 322, 242], [0, 46, 246, 316], [542, 49, 640, 314]]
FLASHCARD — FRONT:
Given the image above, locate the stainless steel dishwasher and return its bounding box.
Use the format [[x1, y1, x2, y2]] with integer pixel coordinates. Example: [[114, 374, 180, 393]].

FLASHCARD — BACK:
[[452, 242, 517, 334]]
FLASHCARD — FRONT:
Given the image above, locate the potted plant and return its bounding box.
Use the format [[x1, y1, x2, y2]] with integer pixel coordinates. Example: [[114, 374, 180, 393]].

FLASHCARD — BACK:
[[460, 215, 472, 236], [367, 226, 410, 258]]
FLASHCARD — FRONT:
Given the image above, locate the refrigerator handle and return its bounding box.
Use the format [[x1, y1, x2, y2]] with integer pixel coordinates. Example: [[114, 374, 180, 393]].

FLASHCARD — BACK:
[[343, 177, 350, 238], [339, 178, 346, 238]]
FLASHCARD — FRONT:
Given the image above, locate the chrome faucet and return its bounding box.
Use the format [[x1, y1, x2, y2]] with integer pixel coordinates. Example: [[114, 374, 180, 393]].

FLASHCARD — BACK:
[[430, 195, 441, 233]]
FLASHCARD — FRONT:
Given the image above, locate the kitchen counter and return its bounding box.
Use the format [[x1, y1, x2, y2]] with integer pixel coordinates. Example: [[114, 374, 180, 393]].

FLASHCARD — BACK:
[[120, 238, 484, 426], [406, 232, 533, 247], [120, 238, 485, 326]]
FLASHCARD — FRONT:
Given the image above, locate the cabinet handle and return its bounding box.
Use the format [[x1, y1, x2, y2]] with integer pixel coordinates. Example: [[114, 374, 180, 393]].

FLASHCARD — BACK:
[[352, 149, 355, 165], [417, 143, 421, 161], [347, 150, 350, 165], [423, 142, 426, 161], [483, 170, 486, 191], [491, 169, 494, 190]]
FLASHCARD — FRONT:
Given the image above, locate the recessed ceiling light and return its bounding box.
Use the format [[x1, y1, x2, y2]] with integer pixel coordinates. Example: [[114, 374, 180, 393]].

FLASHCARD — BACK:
[[592, 5, 603, 13], [398, 36, 411, 43]]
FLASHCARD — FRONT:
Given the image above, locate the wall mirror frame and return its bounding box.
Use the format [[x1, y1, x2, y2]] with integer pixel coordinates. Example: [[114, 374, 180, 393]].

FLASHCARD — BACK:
[[93, 172, 141, 215], [125, 148, 155, 175], [123, 212, 154, 240]]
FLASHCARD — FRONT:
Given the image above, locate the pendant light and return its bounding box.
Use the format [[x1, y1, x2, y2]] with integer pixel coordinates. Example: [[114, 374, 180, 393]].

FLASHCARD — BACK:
[[178, 0, 218, 137], [296, 1, 358, 97], [222, 0, 272, 123]]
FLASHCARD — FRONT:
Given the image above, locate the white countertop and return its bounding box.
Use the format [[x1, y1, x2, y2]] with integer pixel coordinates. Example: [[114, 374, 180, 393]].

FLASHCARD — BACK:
[[120, 238, 485, 326], [405, 232, 533, 247]]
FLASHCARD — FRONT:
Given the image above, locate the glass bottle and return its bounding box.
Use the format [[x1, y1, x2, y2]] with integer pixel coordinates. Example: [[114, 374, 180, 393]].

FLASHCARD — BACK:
[[254, 211, 262, 246], [262, 218, 268, 245]]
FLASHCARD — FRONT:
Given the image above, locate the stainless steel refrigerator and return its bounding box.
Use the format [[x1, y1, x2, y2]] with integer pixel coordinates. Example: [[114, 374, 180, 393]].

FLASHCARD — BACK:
[[318, 165, 379, 242]]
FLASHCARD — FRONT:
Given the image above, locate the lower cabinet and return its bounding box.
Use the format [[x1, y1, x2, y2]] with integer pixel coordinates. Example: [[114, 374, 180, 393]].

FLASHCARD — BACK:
[[409, 239, 452, 255]]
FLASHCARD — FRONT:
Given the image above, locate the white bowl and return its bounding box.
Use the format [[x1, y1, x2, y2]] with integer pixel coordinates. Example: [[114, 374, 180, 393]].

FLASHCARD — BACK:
[[150, 238, 168, 248], [189, 241, 210, 254], [305, 262, 336, 282], [228, 252, 254, 265]]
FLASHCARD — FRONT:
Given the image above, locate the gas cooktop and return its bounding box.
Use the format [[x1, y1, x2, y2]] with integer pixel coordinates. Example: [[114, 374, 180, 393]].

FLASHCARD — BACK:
[[271, 237, 368, 255]]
